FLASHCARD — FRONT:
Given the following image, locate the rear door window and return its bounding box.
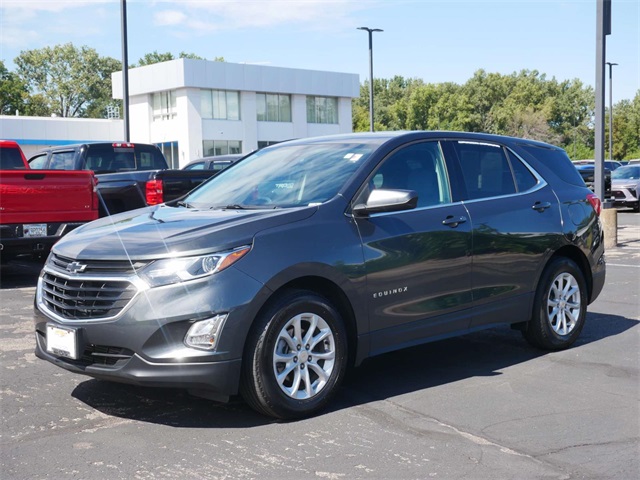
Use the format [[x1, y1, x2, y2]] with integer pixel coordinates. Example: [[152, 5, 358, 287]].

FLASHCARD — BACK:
[[506, 150, 539, 192], [450, 141, 516, 200], [49, 151, 76, 170]]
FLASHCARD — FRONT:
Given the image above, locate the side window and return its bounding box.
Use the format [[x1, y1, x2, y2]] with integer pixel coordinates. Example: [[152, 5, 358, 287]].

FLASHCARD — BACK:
[[29, 154, 48, 169], [364, 141, 451, 208], [49, 151, 75, 170], [453, 142, 516, 200], [507, 150, 538, 192]]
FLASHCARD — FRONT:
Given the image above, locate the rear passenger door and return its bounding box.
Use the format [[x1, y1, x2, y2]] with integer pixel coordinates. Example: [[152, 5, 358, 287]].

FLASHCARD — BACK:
[[444, 140, 562, 328]]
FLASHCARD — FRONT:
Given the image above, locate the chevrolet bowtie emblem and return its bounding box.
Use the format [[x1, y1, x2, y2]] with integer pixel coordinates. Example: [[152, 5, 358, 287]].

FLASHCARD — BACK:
[[66, 261, 87, 274]]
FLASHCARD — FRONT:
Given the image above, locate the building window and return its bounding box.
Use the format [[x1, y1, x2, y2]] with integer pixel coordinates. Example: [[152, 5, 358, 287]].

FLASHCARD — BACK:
[[156, 141, 180, 169], [203, 140, 242, 156], [306, 96, 338, 124], [201, 89, 240, 120], [256, 93, 291, 122], [152, 91, 176, 121]]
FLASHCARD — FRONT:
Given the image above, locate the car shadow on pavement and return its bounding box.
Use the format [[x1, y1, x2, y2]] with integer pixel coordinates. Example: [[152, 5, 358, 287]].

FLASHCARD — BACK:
[[71, 311, 638, 427], [330, 311, 638, 412]]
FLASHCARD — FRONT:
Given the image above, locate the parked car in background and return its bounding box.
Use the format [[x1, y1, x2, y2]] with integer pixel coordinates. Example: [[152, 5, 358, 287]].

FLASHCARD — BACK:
[[611, 165, 640, 212], [29, 143, 219, 216], [34, 131, 605, 419], [0, 140, 98, 263], [575, 164, 612, 199], [573, 159, 623, 171], [182, 154, 244, 172]]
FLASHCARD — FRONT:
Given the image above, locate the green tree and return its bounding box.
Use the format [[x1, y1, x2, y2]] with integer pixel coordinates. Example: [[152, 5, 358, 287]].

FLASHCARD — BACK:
[[14, 43, 122, 118], [612, 91, 640, 160], [0, 60, 28, 115], [352, 69, 600, 157], [133, 51, 223, 67]]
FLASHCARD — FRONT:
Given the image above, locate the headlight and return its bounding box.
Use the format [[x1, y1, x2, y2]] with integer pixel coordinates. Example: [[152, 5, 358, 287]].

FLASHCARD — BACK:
[[139, 246, 250, 287]]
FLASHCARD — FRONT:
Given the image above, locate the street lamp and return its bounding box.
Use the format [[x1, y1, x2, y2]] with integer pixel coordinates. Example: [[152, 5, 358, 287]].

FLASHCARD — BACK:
[[357, 27, 383, 132], [606, 61, 618, 160]]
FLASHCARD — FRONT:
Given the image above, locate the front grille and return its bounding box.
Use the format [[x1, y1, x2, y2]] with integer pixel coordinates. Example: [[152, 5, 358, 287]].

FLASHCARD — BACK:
[[41, 272, 137, 320], [613, 190, 625, 199], [50, 253, 149, 275]]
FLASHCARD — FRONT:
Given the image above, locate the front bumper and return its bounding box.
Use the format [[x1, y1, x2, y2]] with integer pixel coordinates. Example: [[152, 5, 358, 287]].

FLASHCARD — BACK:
[[34, 333, 242, 396], [33, 262, 266, 398], [611, 187, 639, 209]]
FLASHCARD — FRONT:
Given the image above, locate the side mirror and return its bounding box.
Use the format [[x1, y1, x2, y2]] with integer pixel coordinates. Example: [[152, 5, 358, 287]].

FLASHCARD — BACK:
[[352, 189, 418, 216]]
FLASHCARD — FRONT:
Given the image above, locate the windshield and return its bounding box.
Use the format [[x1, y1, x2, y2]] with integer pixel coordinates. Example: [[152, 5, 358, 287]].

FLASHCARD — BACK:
[[184, 142, 373, 208], [612, 166, 640, 180]]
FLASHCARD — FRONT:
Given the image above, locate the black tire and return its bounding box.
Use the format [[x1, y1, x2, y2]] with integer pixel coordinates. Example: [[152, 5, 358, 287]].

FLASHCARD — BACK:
[[240, 289, 347, 419], [523, 257, 588, 351]]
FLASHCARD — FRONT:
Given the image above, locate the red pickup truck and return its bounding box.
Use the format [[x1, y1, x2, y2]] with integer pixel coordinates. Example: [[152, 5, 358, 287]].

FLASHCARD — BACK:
[[0, 140, 99, 263]]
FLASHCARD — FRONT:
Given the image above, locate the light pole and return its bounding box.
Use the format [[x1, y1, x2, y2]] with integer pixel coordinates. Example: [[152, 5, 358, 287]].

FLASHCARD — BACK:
[[120, 0, 130, 141], [606, 61, 618, 160], [357, 27, 383, 132]]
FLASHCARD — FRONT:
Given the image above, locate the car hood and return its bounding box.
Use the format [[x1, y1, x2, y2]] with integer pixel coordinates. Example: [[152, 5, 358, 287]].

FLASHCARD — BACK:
[[52, 204, 316, 260]]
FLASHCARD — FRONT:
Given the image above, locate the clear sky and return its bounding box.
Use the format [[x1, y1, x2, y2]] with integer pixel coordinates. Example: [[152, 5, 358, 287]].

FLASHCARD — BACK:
[[1, 0, 638, 103]]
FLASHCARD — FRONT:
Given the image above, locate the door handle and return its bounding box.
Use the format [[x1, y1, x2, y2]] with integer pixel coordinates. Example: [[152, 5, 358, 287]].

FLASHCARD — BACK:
[[442, 215, 467, 228], [532, 201, 551, 212]]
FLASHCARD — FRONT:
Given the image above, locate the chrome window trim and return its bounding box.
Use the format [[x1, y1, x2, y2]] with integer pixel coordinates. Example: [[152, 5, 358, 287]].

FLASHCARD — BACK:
[[450, 140, 548, 204]]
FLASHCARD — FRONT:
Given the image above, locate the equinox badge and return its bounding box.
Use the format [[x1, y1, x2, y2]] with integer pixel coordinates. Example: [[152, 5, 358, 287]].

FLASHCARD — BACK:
[[373, 287, 408, 299]]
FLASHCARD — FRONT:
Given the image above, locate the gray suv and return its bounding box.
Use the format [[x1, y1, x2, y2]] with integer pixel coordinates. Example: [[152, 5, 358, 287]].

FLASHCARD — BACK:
[[34, 131, 606, 419]]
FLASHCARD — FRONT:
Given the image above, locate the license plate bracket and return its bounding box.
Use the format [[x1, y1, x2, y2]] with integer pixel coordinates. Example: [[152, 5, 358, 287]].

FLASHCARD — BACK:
[[46, 324, 78, 360], [23, 223, 47, 237]]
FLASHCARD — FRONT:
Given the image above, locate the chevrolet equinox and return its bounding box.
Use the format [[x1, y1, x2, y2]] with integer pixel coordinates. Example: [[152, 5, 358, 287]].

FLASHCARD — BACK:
[[34, 131, 606, 419]]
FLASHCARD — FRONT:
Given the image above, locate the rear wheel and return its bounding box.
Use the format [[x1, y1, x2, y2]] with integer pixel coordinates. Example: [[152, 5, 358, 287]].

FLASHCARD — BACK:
[[241, 290, 347, 419], [523, 257, 587, 350]]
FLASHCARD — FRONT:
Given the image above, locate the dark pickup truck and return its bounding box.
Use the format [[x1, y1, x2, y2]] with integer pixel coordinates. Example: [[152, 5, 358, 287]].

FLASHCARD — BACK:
[[28, 142, 218, 216]]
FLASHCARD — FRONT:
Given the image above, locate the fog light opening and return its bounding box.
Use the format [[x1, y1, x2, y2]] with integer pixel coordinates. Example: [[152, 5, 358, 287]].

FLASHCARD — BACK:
[[184, 314, 227, 351]]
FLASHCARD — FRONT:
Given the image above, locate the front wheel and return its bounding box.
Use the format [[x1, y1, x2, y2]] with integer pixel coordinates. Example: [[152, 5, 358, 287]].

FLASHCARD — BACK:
[[241, 290, 347, 419], [523, 257, 588, 350]]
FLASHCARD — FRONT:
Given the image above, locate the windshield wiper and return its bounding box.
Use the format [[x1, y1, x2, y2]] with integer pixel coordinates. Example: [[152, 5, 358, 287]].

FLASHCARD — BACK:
[[176, 201, 193, 208], [210, 204, 279, 210], [209, 204, 246, 210]]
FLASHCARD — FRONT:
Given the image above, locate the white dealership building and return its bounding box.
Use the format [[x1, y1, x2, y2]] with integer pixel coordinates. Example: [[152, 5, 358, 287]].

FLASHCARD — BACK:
[[1, 59, 360, 168]]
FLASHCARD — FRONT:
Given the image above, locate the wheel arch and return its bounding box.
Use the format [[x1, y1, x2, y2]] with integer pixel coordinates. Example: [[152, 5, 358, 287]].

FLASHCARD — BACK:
[[548, 245, 593, 301], [247, 275, 360, 369]]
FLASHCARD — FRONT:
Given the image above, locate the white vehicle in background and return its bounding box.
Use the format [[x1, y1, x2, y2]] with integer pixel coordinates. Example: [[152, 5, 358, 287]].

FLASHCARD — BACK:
[[611, 165, 640, 212]]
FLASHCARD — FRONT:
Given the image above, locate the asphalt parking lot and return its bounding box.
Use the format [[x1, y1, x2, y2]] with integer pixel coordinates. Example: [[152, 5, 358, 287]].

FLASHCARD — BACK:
[[1, 211, 638, 480]]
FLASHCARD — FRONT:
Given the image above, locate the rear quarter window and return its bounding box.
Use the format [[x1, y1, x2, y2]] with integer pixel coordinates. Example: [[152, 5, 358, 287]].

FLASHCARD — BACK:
[[517, 144, 584, 187]]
